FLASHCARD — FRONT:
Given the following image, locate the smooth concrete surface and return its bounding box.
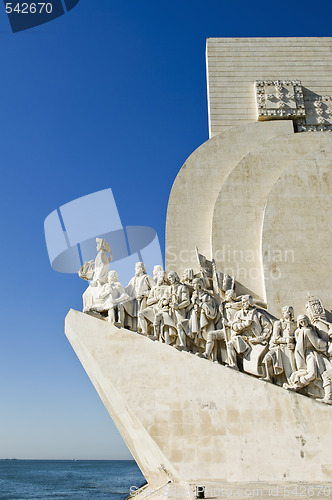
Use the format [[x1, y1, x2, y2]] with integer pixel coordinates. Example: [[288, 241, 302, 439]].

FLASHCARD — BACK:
[[165, 120, 292, 278], [66, 310, 332, 489], [211, 133, 332, 306], [262, 149, 332, 318], [206, 37, 332, 137]]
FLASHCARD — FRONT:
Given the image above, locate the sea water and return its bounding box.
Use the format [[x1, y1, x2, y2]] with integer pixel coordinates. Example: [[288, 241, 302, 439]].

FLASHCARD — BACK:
[[0, 460, 145, 500]]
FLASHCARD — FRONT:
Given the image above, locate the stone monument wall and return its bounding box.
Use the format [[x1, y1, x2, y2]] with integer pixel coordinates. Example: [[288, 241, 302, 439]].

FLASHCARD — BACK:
[[166, 37, 332, 317], [206, 37, 332, 137], [66, 310, 332, 487]]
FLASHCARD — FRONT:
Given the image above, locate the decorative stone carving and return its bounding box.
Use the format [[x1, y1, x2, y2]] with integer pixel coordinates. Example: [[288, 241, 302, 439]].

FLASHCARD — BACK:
[[255, 80, 332, 132], [297, 95, 332, 132], [188, 278, 217, 350], [79, 238, 113, 313], [227, 295, 272, 374], [201, 289, 240, 362], [182, 268, 195, 288], [95, 270, 130, 326], [167, 271, 190, 349], [284, 314, 332, 403], [153, 287, 178, 344], [138, 271, 169, 337], [262, 305, 296, 385], [78, 246, 332, 405], [255, 80, 305, 121], [306, 297, 327, 324], [152, 265, 164, 284], [125, 262, 155, 331]]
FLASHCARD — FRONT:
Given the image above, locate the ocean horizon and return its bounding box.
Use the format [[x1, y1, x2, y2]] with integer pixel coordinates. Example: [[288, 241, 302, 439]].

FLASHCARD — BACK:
[[0, 459, 146, 500]]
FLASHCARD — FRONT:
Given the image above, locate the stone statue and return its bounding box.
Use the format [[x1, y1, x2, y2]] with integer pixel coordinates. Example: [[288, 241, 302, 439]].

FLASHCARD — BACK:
[[284, 314, 332, 403], [124, 262, 155, 331], [153, 265, 164, 284], [317, 368, 332, 405], [79, 238, 113, 313], [96, 271, 130, 326], [189, 278, 217, 351], [201, 289, 241, 362], [227, 295, 272, 373], [262, 305, 296, 384], [90, 238, 113, 287], [138, 271, 169, 336], [153, 288, 178, 344], [182, 268, 195, 289], [168, 271, 190, 349], [77, 253, 332, 405]]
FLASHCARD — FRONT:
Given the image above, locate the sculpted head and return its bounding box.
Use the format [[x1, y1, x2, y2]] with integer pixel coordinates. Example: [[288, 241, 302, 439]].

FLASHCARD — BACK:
[[297, 314, 309, 328], [168, 271, 179, 284], [183, 268, 194, 282], [108, 270, 118, 283], [153, 265, 163, 278], [242, 294, 254, 312], [225, 289, 236, 302], [156, 271, 166, 286], [192, 278, 203, 291], [96, 238, 111, 253], [135, 262, 146, 276], [282, 305, 294, 321]]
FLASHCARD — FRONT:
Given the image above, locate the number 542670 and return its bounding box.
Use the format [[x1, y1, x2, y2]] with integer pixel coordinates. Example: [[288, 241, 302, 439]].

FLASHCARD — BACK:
[[5, 3, 53, 14]]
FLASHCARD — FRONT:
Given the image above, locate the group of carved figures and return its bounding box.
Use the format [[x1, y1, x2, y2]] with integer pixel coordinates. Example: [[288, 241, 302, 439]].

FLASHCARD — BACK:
[[79, 239, 332, 406]]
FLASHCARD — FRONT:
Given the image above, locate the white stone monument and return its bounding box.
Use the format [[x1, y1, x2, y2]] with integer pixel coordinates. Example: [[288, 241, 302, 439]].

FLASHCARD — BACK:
[[65, 38, 332, 499]]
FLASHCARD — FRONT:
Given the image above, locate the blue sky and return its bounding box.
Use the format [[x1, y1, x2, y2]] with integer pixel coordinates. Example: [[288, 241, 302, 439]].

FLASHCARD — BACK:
[[0, 0, 331, 459]]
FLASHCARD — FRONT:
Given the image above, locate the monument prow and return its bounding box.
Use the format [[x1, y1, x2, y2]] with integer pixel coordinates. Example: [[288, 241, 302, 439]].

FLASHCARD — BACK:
[[56, 37, 332, 498], [65, 309, 332, 489]]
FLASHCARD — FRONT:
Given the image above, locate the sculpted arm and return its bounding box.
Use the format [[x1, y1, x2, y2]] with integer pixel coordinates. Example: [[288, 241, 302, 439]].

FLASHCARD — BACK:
[[114, 283, 130, 304], [99, 284, 111, 300], [178, 287, 190, 310], [147, 288, 158, 306], [271, 320, 281, 346], [256, 313, 272, 343], [125, 278, 135, 298], [232, 312, 246, 335]]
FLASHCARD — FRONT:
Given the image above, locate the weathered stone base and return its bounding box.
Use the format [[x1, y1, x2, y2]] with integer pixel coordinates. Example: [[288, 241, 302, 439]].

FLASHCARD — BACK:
[[65, 310, 332, 491], [132, 481, 332, 500]]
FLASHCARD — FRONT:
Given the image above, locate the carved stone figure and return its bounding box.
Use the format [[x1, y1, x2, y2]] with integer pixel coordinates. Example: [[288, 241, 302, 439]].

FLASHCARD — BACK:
[[227, 295, 272, 374], [153, 288, 178, 344], [202, 289, 241, 362], [182, 268, 195, 293], [189, 278, 217, 350], [284, 315, 332, 402], [168, 271, 190, 349], [138, 271, 169, 336], [153, 265, 164, 284], [94, 271, 129, 326], [305, 298, 332, 404], [90, 238, 113, 286], [125, 262, 155, 331], [80, 238, 113, 313], [316, 368, 332, 405], [262, 305, 296, 384], [78, 251, 332, 405], [306, 297, 327, 324], [182, 268, 195, 284]]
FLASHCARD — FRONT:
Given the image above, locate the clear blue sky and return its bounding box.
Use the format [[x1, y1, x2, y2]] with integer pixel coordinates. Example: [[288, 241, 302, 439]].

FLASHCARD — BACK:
[[0, 0, 331, 459]]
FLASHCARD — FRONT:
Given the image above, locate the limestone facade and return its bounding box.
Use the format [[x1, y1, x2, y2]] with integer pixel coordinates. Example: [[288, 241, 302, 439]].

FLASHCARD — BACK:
[[206, 37, 332, 137], [65, 310, 332, 488], [166, 37, 332, 319]]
